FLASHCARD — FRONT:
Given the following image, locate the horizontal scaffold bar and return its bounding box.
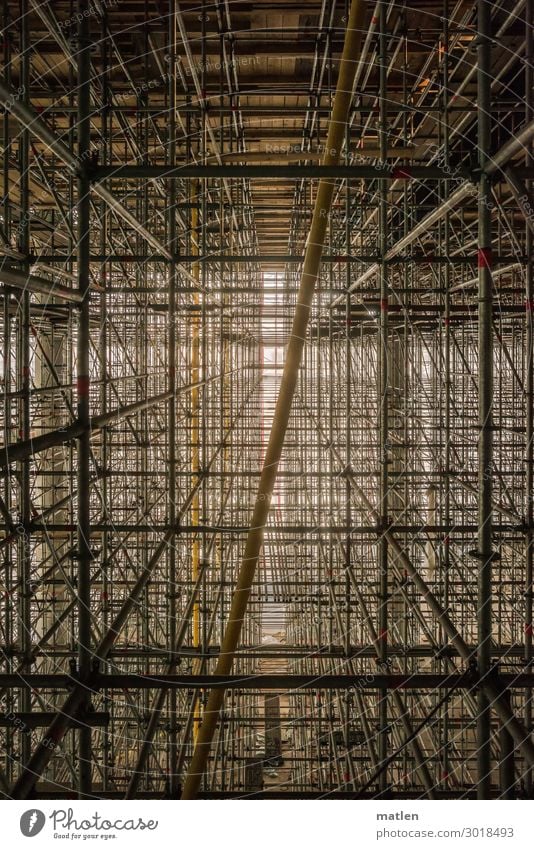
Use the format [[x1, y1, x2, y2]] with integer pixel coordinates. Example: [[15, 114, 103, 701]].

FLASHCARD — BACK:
[[92, 164, 534, 181], [1, 672, 533, 690], [94, 164, 478, 180]]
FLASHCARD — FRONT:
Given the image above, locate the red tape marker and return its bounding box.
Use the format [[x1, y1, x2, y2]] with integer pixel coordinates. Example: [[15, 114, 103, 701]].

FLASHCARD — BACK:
[[392, 166, 412, 180], [77, 375, 90, 396], [477, 247, 493, 269]]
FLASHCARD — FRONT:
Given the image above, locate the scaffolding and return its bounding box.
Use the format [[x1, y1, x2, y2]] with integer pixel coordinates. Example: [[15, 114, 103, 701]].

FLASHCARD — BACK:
[[0, 0, 534, 799]]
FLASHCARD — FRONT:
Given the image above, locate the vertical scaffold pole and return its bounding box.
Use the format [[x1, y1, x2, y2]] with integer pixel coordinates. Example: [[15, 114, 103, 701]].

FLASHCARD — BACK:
[[77, 0, 93, 797], [191, 177, 201, 740], [168, 0, 178, 792], [476, 0, 494, 801], [524, 0, 533, 799], [377, 0, 389, 797], [18, 0, 31, 773]]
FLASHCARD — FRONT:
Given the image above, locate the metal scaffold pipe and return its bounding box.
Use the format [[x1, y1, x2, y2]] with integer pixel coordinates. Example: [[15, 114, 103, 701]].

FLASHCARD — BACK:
[[191, 177, 202, 740], [476, 0, 494, 799], [181, 0, 367, 800], [76, 0, 92, 798]]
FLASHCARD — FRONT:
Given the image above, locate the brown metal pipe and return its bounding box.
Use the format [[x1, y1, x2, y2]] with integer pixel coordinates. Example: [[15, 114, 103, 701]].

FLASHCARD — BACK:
[[0, 390, 172, 471], [0, 266, 82, 302], [181, 0, 368, 799]]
